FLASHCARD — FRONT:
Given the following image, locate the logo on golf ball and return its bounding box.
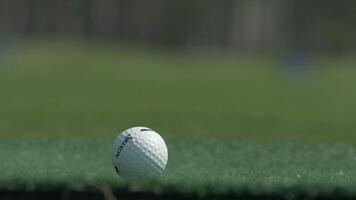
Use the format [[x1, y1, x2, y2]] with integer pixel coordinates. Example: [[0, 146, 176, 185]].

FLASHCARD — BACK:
[[115, 134, 133, 158]]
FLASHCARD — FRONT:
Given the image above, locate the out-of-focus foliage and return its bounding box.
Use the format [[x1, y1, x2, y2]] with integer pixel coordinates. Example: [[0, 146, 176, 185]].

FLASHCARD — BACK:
[[0, 0, 355, 53]]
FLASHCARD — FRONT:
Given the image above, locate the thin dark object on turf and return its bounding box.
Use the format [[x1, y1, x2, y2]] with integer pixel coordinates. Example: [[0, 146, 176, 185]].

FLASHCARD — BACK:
[[97, 185, 117, 200], [60, 189, 70, 200]]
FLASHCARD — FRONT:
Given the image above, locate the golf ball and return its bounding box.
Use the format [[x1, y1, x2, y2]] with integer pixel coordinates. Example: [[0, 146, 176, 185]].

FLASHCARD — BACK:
[[112, 127, 168, 179]]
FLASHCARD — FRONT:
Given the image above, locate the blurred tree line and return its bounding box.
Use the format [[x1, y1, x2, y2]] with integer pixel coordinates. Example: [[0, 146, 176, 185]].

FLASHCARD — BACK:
[[0, 0, 355, 54]]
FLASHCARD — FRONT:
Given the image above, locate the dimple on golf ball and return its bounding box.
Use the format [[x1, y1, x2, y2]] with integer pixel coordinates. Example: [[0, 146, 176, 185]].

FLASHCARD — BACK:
[[112, 127, 168, 179]]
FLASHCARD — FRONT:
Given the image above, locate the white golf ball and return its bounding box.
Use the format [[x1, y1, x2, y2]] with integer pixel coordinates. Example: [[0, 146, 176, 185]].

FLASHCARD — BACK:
[[112, 127, 168, 179]]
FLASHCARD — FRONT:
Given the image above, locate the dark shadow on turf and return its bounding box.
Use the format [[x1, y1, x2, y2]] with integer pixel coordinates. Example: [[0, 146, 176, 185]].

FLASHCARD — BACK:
[[1, 189, 356, 200]]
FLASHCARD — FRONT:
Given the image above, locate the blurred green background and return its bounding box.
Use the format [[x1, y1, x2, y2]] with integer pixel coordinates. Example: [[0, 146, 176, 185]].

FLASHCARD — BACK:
[[0, 0, 356, 142]]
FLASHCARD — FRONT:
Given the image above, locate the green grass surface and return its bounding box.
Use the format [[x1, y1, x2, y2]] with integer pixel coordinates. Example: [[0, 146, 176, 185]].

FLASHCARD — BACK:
[[1, 139, 356, 197], [0, 40, 356, 142]]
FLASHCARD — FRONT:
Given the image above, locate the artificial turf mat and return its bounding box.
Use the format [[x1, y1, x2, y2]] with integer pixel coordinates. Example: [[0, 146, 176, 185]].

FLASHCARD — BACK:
[[1, 139, 356, 199]]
